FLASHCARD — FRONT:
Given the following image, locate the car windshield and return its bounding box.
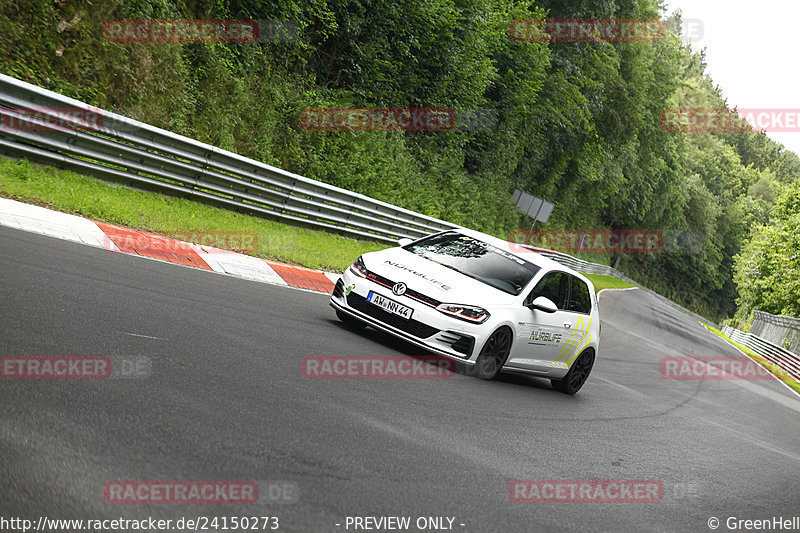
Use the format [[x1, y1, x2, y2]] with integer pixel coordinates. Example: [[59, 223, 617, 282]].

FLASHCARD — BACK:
[[404, 232, 541, 295]]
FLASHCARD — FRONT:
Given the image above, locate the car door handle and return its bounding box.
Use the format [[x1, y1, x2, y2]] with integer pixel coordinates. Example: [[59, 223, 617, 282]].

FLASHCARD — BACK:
[[563, 322, 572, 328]]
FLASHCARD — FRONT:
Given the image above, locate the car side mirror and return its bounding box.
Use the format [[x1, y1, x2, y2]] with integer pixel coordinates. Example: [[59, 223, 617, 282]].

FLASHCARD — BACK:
[[526, 296, 558, 313], [397, 238, 413, 247]]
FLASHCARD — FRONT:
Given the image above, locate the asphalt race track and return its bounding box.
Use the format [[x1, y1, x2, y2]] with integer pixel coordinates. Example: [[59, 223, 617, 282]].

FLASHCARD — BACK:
[[2, 225, 799, 532]]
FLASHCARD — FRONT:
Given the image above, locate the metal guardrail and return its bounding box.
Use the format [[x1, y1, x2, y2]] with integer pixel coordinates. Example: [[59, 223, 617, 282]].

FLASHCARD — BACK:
[[519, 245, 617, 276], [753, 310, 800, 329], [523, 245, 717, 327], [721, 325, 800, 382], [751, 310, 800, 356], [0, 74, 460, 244], [0, 74, 751, 333]]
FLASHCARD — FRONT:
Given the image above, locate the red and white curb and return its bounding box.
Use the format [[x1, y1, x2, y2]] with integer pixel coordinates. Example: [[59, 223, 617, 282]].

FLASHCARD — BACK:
[[0, 198, 338, 294]]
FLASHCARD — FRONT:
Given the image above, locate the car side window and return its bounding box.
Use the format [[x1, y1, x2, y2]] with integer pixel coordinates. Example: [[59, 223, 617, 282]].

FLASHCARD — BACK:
[[568, 276, 592, 314], [526, 271, 570, 310]]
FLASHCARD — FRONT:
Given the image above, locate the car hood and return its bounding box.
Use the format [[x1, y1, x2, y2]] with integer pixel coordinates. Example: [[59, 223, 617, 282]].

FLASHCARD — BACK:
[[363, 248, 518, 306]]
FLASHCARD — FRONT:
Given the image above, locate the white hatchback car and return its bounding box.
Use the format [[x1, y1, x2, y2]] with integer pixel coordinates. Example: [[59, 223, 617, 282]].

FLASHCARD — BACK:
[[329, 229, 600, 394]]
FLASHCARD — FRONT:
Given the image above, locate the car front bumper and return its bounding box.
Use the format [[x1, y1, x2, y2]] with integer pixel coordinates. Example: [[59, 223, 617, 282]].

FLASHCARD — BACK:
[[329, 270, 494, 365]]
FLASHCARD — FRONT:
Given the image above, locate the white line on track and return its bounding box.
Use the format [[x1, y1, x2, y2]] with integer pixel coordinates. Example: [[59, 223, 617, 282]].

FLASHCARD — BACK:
[[597, 286, 638, 297], [122, 332, 168, 340]]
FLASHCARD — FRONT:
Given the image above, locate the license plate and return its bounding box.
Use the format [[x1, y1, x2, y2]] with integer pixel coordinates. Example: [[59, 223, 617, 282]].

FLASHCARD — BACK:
[[367, 291, 413, 320]]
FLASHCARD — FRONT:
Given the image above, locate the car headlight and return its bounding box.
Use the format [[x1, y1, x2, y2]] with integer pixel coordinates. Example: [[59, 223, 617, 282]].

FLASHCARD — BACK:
[[436, 304, 490, 324], [350, 256, 369, 277]]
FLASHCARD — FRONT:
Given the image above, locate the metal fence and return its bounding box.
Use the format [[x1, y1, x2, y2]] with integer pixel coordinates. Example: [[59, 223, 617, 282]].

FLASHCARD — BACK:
[[751, 310, 800, 356], [0, 73, 460, 244], [523, 246, 621, 277], [0, 73, 746, 333], [721, 325, 800, 383], [523, 245, 717, 327]]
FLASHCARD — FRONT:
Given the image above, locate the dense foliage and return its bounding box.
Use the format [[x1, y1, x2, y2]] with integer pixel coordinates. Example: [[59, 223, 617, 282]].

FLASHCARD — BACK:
[[733, 182, 800, 320], [1, 0, 797, 320]]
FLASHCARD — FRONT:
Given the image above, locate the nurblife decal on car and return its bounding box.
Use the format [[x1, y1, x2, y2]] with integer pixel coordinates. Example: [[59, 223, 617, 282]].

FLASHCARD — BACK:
[[529, 330, 563, 344]]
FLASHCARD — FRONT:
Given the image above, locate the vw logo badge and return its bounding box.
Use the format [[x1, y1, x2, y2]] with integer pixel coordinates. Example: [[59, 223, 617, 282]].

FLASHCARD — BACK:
[[392, 282, 407, 296]]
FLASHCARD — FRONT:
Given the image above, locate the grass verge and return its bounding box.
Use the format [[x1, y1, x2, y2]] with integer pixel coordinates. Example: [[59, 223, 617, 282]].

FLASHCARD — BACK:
[[0, 157, 388, 272], [0, 158, 672, 295], [703, 323, 800, 394], [584, 274, 636, 292]]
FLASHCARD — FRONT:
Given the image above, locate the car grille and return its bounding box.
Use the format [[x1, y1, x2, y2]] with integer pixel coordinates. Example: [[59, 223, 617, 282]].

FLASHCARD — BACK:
[[362, 269, 442, 308], [405, 287, 441, 307], [333, 278, 345, 298], [346, 292, 440, 339], [451, 335, 475, 356], [435, 331, 475, 357]]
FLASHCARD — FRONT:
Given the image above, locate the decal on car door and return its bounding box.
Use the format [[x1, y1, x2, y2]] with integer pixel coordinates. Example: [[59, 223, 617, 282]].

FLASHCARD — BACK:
[[553, 314, 592, 368]]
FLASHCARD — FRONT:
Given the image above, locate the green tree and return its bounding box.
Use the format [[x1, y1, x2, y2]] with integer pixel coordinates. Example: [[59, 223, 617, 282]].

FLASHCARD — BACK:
[[734, 182, 800, 318]]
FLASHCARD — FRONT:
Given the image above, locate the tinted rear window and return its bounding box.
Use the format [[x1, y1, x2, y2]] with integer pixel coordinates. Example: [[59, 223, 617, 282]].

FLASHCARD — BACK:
[[568, 275, 592, 314]]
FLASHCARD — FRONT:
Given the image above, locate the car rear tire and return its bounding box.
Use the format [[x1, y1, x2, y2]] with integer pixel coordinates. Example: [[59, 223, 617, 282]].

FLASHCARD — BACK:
[[474, 327, 512, 380], [551, 349, 594, 395], [336, 309, 366, 330]]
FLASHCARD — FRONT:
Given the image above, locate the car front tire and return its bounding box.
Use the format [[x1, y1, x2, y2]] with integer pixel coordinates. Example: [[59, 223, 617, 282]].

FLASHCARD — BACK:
[[474, 327, 512, 380]]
